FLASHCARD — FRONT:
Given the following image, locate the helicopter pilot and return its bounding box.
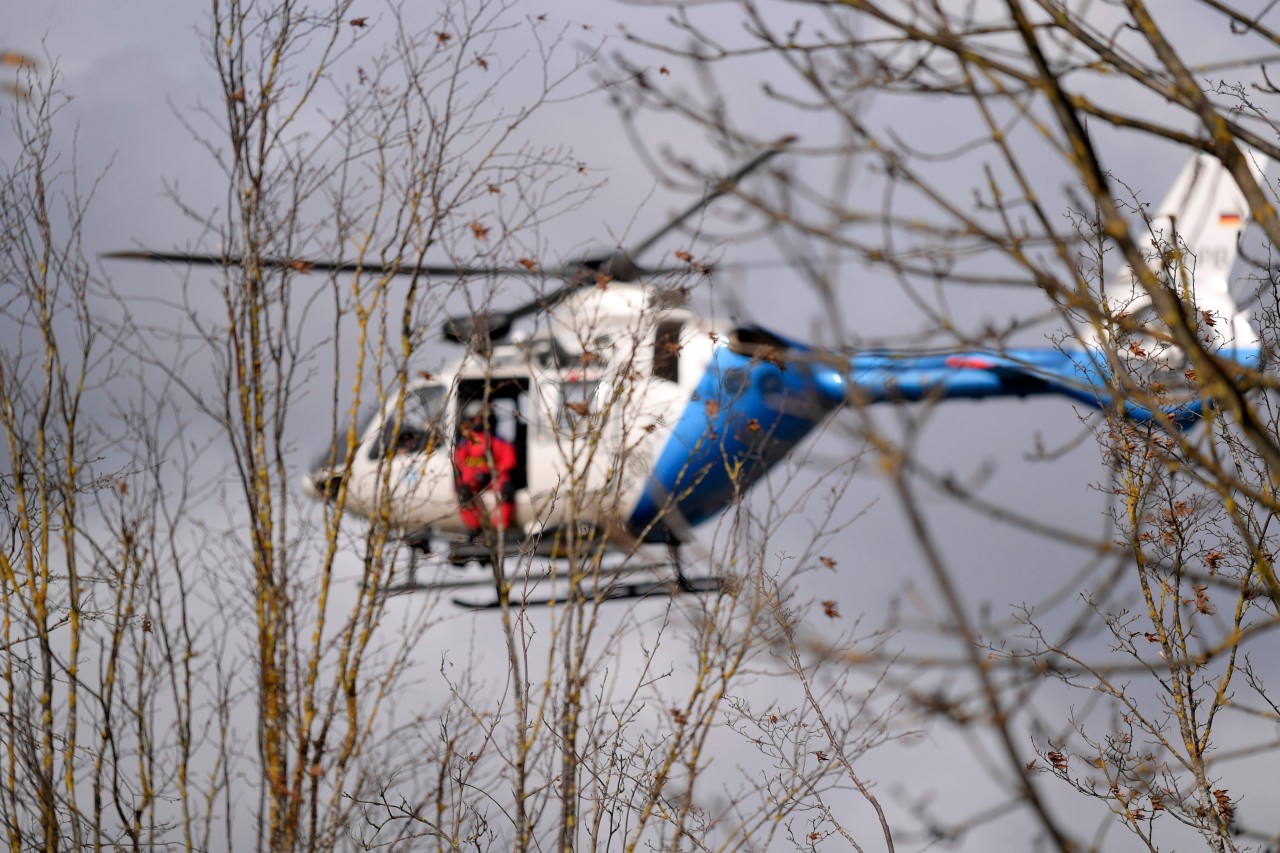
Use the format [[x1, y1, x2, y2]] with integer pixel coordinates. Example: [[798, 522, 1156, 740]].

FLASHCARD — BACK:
[[453, 406, 518, 537]]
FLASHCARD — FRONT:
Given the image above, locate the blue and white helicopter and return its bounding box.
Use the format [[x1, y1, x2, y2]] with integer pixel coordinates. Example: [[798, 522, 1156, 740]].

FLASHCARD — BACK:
[[110, 147, 1269, 605]]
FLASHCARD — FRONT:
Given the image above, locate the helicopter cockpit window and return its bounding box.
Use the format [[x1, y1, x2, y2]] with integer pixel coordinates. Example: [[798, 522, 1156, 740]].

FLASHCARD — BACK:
[[653, 320, 683, 383], [371, 385, 446, 459]]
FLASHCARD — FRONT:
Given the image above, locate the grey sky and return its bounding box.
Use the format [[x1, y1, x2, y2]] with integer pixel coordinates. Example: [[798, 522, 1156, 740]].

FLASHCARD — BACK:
[[5, 1, 1276, 849]]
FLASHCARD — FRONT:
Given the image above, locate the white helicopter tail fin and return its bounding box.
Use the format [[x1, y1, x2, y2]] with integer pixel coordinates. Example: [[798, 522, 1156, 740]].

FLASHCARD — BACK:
[[1106, 149, 1270, 350]]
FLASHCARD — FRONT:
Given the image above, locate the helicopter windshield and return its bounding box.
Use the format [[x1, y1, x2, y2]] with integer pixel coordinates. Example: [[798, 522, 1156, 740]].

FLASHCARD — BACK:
[[371, 385, 446, 459]]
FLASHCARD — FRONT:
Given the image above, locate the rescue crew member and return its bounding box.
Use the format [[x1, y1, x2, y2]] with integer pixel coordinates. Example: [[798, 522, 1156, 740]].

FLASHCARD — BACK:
[[453, 409, 517, 534]]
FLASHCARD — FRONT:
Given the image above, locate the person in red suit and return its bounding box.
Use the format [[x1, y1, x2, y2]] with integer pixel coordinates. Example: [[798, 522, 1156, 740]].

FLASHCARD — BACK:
[[453, 410, 517, 535]]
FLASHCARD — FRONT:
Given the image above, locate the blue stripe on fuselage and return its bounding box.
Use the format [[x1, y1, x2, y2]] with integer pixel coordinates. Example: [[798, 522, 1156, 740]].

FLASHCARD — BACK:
[[627, 340, 1260, 538], [626, 345, 843, 539], [847, 348, 1091, 403]]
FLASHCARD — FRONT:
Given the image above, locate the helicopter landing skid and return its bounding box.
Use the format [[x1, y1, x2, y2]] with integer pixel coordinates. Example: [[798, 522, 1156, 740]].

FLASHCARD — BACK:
[[382, 560, 720, 605], [444, 538, 511, 567], [383, 529, 724, 607], [450, 573, 723, 610], [381, 563, 555, 598]]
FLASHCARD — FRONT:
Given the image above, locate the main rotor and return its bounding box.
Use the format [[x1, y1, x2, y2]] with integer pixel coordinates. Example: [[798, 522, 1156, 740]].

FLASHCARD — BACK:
[[106, 138, 794, 346]]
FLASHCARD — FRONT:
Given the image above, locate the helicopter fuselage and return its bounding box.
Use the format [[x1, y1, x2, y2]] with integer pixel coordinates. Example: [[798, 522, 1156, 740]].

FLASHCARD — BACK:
[[304, 149, 1271, 547], [306, 281, 1249, 546]]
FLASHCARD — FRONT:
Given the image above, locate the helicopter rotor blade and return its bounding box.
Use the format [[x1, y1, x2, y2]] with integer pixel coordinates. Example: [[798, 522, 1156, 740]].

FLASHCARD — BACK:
[[102, 250, 540, 279], [625, 135, 796, 263], [107, 140, 793, 346], [441, 138, 795, 343]]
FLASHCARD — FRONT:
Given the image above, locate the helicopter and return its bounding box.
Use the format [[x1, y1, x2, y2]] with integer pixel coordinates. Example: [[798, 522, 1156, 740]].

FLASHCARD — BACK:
[[107, 145, 1269, 606]]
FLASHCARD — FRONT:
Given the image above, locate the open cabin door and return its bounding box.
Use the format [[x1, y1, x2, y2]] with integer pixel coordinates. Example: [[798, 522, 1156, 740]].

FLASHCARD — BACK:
[[454, 377, 531, 494]]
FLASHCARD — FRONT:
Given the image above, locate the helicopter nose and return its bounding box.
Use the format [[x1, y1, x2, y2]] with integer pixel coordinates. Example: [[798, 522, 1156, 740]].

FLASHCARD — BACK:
[[302, 466, 344, 501], [302, 438, 348, 502]]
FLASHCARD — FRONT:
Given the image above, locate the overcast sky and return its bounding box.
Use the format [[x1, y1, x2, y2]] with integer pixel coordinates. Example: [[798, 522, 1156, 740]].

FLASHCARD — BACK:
[[6, 1, 1277, 849]]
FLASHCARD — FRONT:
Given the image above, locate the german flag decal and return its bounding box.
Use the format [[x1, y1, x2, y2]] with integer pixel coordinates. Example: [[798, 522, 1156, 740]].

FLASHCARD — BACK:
[[1219, 212, 1243, 228]]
